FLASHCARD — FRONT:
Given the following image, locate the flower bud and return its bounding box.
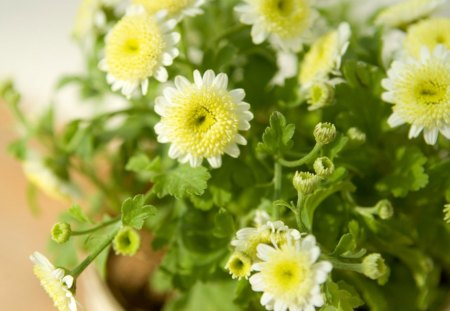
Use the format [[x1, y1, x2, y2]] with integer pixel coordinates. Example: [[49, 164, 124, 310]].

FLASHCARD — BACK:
[[293, 171, 320, 195], [375, 200, 394, 220], [306, 82, 335, 110], [313, 156, 335, 178], [113, 227, 141, 256], [347, 127, 366, 144], [225, 251, 252, 280], [362, 253, 389, 281], [313, 122, 336, 145], [444, 204, 450, 224], [51, 222, 71, 244]]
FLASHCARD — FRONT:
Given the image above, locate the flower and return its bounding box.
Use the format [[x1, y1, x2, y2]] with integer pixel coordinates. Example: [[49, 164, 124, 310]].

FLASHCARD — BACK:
[[404, 18, 450, 58], [382, 45, 450, 145], [51, 223, 72, 244], [305, 81, 335, 110], [313, 122, 336, 145], [299, 22, 351, 88], [375, 0, 446, 28], [132, 0, 205, 20], [313, 157, 334, 178], [293, 171, 320, 195], [154, 70, 253, 168], [225, 251, 253, 279], [235, 0, 317, 52], [113, 226, 141, 256], [249, 235, 332, 311], [23, 154, 79, 202], [30, 252, 77, 311], [99, 6, 180, 98], [361, 253, 389, 281]]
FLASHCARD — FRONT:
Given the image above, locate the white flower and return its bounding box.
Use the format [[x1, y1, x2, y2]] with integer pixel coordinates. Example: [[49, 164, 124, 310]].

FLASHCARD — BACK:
[[30, 252, 77, 311], [235, 0, 317, 52], [99, 6, 180, 98], [299, 22, 351, 88], [132, 0, 205, 21], [23, 154, 80, 202], [382, 45, 450, 145], [375, 0, 447, 28], [249, 235, 332, 311], [154, 69, 253, 168]]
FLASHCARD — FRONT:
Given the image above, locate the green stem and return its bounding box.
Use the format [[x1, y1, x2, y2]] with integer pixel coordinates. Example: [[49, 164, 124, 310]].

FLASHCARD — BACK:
[[279, 143, 323, 168], [70, 225, 120, 278], [273, 160, 282, 219], [296, 192, 306, 232], [325, 257, 364, 274], [212, 24, 246, 43], [71, 218, 120, 236]]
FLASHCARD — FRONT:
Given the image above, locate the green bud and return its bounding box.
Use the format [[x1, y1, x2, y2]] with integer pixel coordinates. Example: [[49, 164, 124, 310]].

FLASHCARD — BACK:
[[51, 222, 72, 244], [293, 171, 320, 195], [362, 253, 389, 281], [313, 122, 336, 145], [313, 156, 335, 178], [444, 204, 450, 224], [113, 227, 141, 256], [375, 200, 394, 220], [347, 127, 366, 144], [225, 252, 252, 280], [306, 82, 335, 110]]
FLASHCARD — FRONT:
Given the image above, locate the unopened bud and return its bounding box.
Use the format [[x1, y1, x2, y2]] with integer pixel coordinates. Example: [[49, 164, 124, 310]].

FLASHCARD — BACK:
[[313, 157, 335, 178], [225, 251, 252, 280], [347, 127, 366, 144], [362, 253, 389, 281], [375, 200, 394, 220], [113, 227, 141, 256], [306, 82, 335, 110], [51, 222, 71, 244], [293, 171, 320, 195], [314, 122, 336, 145]]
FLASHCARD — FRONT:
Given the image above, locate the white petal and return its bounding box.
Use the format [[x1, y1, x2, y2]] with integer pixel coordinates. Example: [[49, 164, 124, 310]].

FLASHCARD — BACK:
[[174, 75, 191, 91], [440, 125, 450, 138], [154, 66, 168, 82], [207, 156, 222, 168], [168, 145, 181, 158], [387, 113, 405, 127], [163, 86, 177, 101], [408, 124, 424, 138], [194, 70, 203, 87], [424, 127, 439, 144], [203, 70, 215, 86], [224, 144, 240, 158], [257, 243, 275, 261], [213, 73, 228, 89], [141, 79, 149, 95], [189, 156, 202, 167], [230, 88, 246, 102], [162, 52, 174, 66], [251, 22, 268, 44], [235, 134, 247, 145], [30, 252, 53, 269], [261, 292, 273, 306]]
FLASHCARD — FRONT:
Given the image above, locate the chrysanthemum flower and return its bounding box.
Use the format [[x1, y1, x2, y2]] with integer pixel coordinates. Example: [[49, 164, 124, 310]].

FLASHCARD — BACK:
[[299, 22, 351, 88], [132, 0, 205, 20], [30, 252, 77, 311], [23, 154, 79, 202], [226, 251, 253, 279], [404, 18, 450, 58], [235, 0, 317, 52], [99, 6, 180, 98], [382, 45, 450, 145], [249, 235, 332, 311], [375, 0, 446, 28], [154, 70, 253, 168]]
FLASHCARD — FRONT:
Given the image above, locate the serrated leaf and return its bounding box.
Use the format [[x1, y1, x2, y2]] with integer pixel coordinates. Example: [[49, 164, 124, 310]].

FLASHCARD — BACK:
[[121, 195, 157, 229], [125, 153, 160, 173], [324, 280, 365, 311], [332, 233, 356, 256], [68, 204, 91, 224], [257, 111, 295, 156], [376, 146, 429, 198], [152, 164, 211, 199]]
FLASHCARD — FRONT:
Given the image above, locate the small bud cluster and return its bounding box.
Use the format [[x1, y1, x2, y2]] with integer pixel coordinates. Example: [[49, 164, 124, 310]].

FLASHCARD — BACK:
[[314, 122, 336, 145]]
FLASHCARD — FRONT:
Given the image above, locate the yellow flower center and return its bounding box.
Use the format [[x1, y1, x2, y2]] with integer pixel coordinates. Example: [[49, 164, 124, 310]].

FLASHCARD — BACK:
[[258, 0, 311, 39], [34, 266, 72, 311], [162, 86, 239, 158], [404, 18, 450, 58], [394, 61, 450, 126], [105, 13, 164, 81], [226, 252, 252, 279], [299, 31, 338, 85], [133, 0, 193, 16]]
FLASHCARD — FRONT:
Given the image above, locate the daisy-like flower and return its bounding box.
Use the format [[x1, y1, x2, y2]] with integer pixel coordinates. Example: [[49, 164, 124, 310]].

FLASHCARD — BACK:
[[99, 6, 180, 98], [235, 0, 317, 52], [132, 0, 205, 20], [225, 251, 253, 279], [298, 22, 351, 88], [382, 45, 450, 145], [30, 252, 77, 311], [404, 18, 450, 58], [374, 0, 447, 28], [154, 70, 253, 168], [23, 154, 79, 202], [249, 235, 332, 311]]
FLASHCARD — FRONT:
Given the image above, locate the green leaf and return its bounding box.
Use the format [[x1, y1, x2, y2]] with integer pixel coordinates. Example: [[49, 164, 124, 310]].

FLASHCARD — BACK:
[[257, 111, 295, 156], [125, 153, 160, 173], [152, 164, 211, 199], [68, 204, 92, 224], [324, 280, 365, 311], [376, 146, 429, 198], [121, 195, 157, 229]]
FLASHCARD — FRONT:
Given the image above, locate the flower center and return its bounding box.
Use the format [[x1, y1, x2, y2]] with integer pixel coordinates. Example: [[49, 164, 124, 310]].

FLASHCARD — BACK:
[[414, 78, 448, 106], [124, 38, 140, 54], [189, 106, 216, 132]]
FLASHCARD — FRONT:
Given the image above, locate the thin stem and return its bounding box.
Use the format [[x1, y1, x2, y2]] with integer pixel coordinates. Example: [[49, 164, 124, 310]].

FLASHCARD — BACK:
[[279, 143, 323, 168], [212, 24, 246, 43], [325, 257, 364, 274], [273, 160, 282, 219], [296, 192, 306, 232], [70, 225, 120, 278], [71, 218, 120, 236]]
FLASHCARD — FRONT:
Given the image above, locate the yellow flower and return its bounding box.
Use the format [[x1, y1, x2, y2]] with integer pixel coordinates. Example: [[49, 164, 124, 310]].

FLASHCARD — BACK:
[[299, 22, 351, 87], [249, 235, 332, 311], [382, 45, 450, 145], [235, 0, 317, 52], [375, 0, 446, 28], [404, 18, 450, 58], [100, 6, 180, 98], [225, 252, 252, 279], [132, 0, 205, 20], [154, 70, 253, 168], [30, 252, 77, 311]]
